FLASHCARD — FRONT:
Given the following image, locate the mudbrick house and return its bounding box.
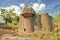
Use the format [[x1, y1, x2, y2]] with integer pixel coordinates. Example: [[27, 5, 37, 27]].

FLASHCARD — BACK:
[[19, 6, 36, 33], [19, 6, 54, 33]]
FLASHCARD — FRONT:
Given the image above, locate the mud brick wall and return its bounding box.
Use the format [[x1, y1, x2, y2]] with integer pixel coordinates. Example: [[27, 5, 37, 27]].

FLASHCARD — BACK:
[[19, 14, 36, 33], [34, 15, 42, 31], [40, 13, 53, 32]]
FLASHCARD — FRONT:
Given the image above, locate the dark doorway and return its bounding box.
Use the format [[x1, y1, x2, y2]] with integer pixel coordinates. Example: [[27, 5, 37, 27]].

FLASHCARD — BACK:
[[24, 28, 26, 31]]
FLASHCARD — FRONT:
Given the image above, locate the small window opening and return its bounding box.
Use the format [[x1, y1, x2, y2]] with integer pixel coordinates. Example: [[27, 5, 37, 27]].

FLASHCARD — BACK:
[[24, 28, 26, 31]]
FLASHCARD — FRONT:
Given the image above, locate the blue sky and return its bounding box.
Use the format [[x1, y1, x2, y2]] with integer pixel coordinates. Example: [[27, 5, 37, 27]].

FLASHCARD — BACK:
[[0, 0, 60, 15]]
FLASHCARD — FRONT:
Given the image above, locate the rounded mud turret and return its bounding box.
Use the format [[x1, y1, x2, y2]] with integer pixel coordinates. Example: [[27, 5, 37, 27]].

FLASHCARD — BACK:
[[19, 6, 36, 33]]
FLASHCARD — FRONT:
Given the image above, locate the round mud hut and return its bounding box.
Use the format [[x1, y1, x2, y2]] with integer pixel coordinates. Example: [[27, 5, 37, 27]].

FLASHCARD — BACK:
[[19, 6, 36, 33]]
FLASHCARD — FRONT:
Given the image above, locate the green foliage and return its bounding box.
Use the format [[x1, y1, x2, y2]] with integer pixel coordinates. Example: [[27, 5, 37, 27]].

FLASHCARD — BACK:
[[0, 25, 18, 29], [33, 33, 38, 37], [0, 25, 12, 29], [40, 34, 44, 39], [14, 16, 19, 22], [7, 17, 12, 23], [54, 13, 60, 22], [0, 8, 19, 24]]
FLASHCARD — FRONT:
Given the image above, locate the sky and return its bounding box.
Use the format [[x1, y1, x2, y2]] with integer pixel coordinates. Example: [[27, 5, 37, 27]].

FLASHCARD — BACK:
[[0, 0, 60, 15]]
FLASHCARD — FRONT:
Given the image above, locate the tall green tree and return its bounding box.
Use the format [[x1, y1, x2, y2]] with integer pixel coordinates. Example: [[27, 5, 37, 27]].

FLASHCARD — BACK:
[[1, 8, 19, 24], [1, 9, 8, 24], [1, 9, 12, 24]]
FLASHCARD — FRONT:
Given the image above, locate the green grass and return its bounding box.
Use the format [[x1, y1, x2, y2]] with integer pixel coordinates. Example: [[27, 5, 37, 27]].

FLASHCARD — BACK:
[[0, 25, 19, 30], [0, 25, 12, 29]]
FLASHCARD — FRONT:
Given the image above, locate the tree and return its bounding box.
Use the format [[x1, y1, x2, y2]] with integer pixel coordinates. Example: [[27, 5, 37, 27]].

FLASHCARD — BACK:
[[1, 9, 8, 24], [15, 16, 19, 23], [1, 9, 12, 24], [9, 8, 19, 23], [1, 8, 19, 24]]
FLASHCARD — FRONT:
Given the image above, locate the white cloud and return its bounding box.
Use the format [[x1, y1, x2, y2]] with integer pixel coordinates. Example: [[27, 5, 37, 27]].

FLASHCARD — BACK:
[[5, 5, 20, 13], [32, 3, 46, 12], [0, 3, 46, 15], [9, 5, 21, 15], [39, 3, 46, 10], [20, 3, 25, 8], [0, 5, 21, 15], [32, 3, 40, 10], [10, 5, 20, 11]]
